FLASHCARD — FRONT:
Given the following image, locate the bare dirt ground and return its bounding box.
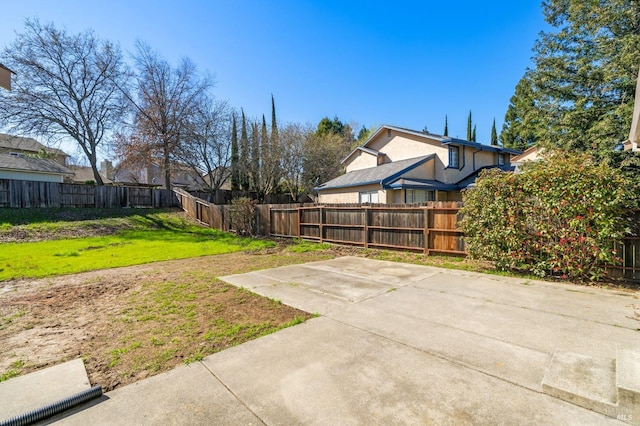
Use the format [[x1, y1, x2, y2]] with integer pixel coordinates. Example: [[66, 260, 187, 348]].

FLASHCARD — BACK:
[[0, 247, 352, 391]]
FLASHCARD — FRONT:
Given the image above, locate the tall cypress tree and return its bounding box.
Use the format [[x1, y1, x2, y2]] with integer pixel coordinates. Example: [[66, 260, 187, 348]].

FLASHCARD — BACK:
[[491, 118, 498, 146], [466, 111, 472, 141], [230, 114, 239, 191], [472, 124, 477, 142], [250, 121, 260, 191], [270, 94, 280, 191], [239, 109, 250, 191], [443, 115, 448, 136]]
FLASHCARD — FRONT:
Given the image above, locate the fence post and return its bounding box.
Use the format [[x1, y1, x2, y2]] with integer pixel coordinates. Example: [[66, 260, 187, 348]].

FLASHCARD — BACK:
[[423, 205, 430, 255], [319, 206, 324, 243], [364, 206, 369, 249]]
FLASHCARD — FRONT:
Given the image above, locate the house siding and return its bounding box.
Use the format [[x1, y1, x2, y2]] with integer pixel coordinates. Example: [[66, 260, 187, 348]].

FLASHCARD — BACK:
[[318, 183, 384, 204], [317, 125, 520, 204], [367, 131, 443, 163], [0, 170, 64, 183], [345, 151, 378, 172]]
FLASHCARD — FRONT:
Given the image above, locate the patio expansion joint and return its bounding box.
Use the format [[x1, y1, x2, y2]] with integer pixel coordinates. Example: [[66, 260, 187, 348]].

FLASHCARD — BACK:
[[248, 271, 354, 302], [199, 360, 267, 426], [323, 310, 551, 395]]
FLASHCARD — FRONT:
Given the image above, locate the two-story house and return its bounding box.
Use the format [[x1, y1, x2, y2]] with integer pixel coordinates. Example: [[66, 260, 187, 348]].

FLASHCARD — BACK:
[[315, 125, 521, 204], [0, 134, 73, 183]]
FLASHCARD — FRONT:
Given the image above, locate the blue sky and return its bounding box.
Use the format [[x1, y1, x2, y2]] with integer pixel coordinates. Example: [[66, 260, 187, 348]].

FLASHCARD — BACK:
[[1, 0, 548, 149]]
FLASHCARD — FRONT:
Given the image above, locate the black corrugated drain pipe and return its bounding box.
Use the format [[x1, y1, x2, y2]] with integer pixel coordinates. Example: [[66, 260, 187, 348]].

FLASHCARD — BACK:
[[0, 385, 103, 426]]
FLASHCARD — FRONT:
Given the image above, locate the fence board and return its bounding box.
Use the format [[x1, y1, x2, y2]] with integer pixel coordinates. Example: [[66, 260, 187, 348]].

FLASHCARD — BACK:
[[175, 191, 640, 281], [0, 179, 179, 208]]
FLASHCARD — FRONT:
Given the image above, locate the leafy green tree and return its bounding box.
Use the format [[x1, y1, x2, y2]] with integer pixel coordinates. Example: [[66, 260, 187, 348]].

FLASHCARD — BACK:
[[472, 124, 477, 142], [491, 118, 498, 145], [505, 0, 640, 153], [500, 75, 540, 150], [317, 116, 354, 140], [356, 125, 371, 142], [466, 111, 472, 141], [443, 115, 449, 136]]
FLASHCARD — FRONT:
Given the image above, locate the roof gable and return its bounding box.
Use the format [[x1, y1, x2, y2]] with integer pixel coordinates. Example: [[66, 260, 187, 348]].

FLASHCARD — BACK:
[[348, 125, 521, 162], [317, 155, 435, 191]]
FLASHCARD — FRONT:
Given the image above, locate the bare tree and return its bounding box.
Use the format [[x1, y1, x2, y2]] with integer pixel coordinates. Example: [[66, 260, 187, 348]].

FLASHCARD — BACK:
[[280, 122, 312, 201], [177, 96, 232, 193], [119, 41, 211, 190], [0, 19, 128, 184]]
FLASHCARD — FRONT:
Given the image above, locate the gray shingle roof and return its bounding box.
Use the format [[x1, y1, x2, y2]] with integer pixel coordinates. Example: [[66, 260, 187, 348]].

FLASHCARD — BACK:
[[0, 134, 68, 157], [316, 155, 434, 191], [0, 153, 73, 175], [385, 178, 459, 191]]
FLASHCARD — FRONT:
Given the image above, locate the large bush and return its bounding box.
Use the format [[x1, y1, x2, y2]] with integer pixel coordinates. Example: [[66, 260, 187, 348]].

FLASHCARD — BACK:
[[229, 197, 257, 236], [461, 152, 638, 281]]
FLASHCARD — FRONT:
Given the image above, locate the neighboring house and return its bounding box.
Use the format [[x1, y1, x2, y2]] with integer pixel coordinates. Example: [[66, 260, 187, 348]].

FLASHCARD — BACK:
[[0, 134, 69, 166], [315, 125, 521, 204], [202, 167, 231, 191], [115, 160, 206, 191], [0, 63, 15, 91], [0, 153, 73, 183], [67, 163, 113, 185], [511, 145, 542, 163]]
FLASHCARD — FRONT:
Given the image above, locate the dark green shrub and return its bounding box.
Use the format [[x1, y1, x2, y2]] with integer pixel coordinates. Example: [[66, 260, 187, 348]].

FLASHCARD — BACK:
[[461, 152, 638, 281]]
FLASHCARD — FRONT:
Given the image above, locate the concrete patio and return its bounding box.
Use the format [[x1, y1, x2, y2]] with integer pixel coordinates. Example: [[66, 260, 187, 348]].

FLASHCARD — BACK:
[[2, 257, 639, 424]]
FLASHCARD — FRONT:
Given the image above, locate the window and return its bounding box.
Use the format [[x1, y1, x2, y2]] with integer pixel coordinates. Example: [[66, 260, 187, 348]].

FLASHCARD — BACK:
[[359, 191, 379, 204], [448, 146, 459, 169], [498, 153, 505, 166], [406, 189, 435, 204]]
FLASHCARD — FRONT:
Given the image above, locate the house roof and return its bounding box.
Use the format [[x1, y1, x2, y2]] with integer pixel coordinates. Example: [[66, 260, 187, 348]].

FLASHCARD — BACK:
[[385, 178, 459, 191], [316, 155, 435, 191], [0, 63, 15, 74], [343, 124, 521, 164], [0, 153, 73, 175], [68, 165, 112, 183], [510, 145, 538, 162], [455, 164, 516, 189], [0, 134, 68, 157]]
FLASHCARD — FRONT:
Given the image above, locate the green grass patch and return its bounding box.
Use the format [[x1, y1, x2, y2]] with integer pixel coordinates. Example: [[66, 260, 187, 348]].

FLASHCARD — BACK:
[[1, 359, 26, 382], [0, 216, 273, 281], [286, 239, 332, 253]]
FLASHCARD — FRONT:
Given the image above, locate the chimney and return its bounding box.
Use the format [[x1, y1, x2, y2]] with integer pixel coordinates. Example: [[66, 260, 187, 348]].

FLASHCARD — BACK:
[[100, 160, 115, 181]]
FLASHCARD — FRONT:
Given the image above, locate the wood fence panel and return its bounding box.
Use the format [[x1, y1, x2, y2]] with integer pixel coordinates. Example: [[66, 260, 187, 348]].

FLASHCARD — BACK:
[[270, 206, 298, 237], [174, 191, 640, 281], [60, 184, 95, 207], [129, 187, 152, 207], [0, 179, 8, 207], [0, 179, 179, 208]]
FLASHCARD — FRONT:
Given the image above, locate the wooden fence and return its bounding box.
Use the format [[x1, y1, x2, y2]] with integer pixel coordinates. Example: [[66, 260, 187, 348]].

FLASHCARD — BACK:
[[175, 190, 640, 281], [174, 190, 464, 254], [0, 179, 179, 208]]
